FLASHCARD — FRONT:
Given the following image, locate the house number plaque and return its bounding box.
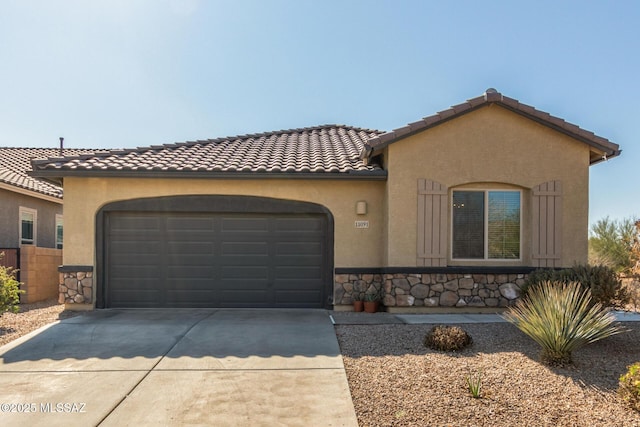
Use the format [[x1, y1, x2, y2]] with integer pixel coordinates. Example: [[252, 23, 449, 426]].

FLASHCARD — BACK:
[[355, 221, 369, 229]]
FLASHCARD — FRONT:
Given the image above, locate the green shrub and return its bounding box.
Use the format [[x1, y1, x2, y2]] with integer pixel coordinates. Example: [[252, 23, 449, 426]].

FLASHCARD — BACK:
[[504, 281, 625, 366], [619, 362, 640, 412], [424, 325, 472, 352], [522, 264, 628, 308], [0, 260, 22, 315]]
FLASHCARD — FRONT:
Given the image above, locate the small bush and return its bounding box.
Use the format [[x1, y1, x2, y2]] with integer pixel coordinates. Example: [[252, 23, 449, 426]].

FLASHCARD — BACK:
[[0, 261, 22, 315], [619, 362, 640, 412], [424, 325, 472, 352], [504, 281, 625, 366], [522, 264, 628, 308]]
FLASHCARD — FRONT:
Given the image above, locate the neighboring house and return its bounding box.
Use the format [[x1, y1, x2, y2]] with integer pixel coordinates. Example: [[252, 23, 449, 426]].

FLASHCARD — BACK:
[[31, 89, 620, 311], [0, 147, 93, 302]]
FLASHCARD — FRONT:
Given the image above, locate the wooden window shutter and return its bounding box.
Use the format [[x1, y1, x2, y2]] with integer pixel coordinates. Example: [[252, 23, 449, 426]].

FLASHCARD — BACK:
[[532, 181, 562, 268], [417, 179, 448, 266]]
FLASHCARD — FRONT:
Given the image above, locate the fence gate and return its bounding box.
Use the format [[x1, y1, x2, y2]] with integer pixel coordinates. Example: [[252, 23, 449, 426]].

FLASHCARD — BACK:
[[0, 248, 20, 280]]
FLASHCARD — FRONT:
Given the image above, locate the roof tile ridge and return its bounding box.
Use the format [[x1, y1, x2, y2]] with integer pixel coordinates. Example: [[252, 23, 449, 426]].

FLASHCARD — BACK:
[[334, 124, 386, 135], [162, 125, 346, 148], [30, 148, 116, 165]]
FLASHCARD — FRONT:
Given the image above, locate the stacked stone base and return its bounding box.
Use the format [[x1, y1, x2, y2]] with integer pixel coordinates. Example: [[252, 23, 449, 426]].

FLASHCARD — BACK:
[[334, 272, 527, 309], [59, 267, 93, 304]]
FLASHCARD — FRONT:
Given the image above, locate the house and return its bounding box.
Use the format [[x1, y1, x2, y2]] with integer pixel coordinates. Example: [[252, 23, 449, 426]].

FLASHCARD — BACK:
[[30, 89, 620, 311], [0, 147, 93, 302]]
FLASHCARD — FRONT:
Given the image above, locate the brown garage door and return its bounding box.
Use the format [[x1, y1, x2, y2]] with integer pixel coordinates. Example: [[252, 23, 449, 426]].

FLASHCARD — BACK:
[[105, 211, 330, 308]]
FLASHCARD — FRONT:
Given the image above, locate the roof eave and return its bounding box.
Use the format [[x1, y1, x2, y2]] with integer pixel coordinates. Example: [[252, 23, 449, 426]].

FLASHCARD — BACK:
[[363, 91, 621, 164], [0, 180, 63, 203], [29, 169, 388, 181]]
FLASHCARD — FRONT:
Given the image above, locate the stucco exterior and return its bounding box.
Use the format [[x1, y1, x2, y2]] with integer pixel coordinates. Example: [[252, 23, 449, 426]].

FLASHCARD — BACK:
[[62, 177, 386, 269], [384, 105, 590, 267], [0, 187, 63, 249]]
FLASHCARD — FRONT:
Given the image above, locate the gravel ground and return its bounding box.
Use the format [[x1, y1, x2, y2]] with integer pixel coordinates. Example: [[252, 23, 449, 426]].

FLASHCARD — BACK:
[[0, 299, 80, 347], [336, 322, 640, 427]]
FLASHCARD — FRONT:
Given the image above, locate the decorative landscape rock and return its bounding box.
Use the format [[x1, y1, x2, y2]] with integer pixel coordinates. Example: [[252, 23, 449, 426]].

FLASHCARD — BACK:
[[440, 291, 459, 307], [499, 283, 521, 300]]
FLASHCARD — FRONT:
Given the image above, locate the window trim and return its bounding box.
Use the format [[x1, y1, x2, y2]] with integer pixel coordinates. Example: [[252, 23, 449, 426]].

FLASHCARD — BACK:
[[450, 189, 522, 262], [55, 214, 63, 249], [19, 206, 37, 245]]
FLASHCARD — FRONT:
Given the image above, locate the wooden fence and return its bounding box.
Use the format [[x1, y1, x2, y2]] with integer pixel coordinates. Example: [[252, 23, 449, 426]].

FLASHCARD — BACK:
[[0, 248, 20, 280]]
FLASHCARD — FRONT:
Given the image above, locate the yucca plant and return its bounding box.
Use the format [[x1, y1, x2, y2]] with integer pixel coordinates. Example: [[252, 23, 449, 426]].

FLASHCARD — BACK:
[[503, 281, 625, 366], [466, 371, 482, 399]]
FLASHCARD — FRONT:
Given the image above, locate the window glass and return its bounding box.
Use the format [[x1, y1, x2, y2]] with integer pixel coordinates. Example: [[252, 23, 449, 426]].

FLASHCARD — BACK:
[[452, 191, 484, 259], [487, 191, 520, 259], [20, 209, 35, 245], [452, 190, 521, 260], [56, 215, 63, 249]]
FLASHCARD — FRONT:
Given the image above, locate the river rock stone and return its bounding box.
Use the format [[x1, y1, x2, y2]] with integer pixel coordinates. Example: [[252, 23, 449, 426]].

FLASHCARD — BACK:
[[439, 291, 458, 306], [499, 283, 521, 300], [410, 284, 430, 299]]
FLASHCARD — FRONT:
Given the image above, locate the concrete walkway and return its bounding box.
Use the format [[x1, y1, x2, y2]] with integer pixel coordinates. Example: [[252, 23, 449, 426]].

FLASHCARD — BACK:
[[0, 309, 357, 427], [330, 310, 640, 325]]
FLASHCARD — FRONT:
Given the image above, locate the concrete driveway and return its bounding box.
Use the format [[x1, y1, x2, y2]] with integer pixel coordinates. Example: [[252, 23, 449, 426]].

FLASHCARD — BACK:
[[0, 309, 358, 427]]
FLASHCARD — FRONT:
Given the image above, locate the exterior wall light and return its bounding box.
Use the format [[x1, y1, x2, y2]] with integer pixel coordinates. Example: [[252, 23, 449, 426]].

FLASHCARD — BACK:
[[356, 201, 367, 215]]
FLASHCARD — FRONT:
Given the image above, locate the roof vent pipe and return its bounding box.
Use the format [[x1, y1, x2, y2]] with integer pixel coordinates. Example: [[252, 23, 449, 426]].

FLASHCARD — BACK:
[[59, 137, 64, 156]]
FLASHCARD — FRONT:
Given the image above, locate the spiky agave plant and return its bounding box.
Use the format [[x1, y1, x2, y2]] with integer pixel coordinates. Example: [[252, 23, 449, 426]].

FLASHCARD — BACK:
[[503, 281, 625, 366]]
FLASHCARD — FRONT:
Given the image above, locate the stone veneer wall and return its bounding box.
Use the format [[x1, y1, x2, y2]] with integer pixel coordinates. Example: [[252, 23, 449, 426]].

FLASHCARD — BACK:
[[59, 267, 93, 304], [334, 272, 528, 308]]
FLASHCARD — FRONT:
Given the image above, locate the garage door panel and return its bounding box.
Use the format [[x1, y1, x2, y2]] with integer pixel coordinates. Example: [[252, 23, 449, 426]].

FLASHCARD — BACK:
[[110, 240, 162, 251], [106, 210, 329, 308], [276, 242, 322, 256], [275, 280, 324, 291], [110, 216, 162, 231], [167, 241, 215, 250], [165, 278, 217, 289], [274, 290, 321, 306], [219, 289, 271, 306], [275, 217, 324, 233], [220, 266, 269, 279], [221, 217, 269, 232], [219, 255, 269, 266], [166, 216, 215, 231], [166, 267, 214, 279], [167, 292, 218, 307], [165, 255, 215, 267], [110, 254, 161, 266], [219, 280, 271, 291], [115, 278, 163, 290], [221, 242, 268, 255], [275, 266, 322, 279], [111, 291, 161, 307], [110, 267, 161, 280], [274, 255, 323, 266]]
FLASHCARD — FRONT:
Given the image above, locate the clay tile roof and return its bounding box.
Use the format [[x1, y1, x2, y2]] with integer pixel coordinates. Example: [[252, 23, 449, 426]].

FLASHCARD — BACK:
[[31, 125, 386, 179], [364, 88, 621, 164], [0, 147, 96, 198]]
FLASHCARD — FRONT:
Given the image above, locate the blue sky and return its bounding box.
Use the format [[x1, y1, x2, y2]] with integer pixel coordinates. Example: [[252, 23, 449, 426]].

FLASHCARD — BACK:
[[0, 0, 638, 224]]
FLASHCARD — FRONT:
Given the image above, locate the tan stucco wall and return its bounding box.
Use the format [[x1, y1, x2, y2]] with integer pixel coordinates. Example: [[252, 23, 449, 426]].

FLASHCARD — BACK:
[[62, 177, 385, 268], [385, 104, 590, 267]]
